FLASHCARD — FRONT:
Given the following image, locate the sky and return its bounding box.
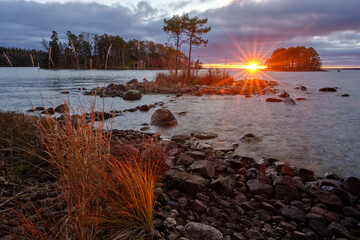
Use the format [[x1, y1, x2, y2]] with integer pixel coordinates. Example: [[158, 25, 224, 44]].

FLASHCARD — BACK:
[[0, 0, 360, 67]]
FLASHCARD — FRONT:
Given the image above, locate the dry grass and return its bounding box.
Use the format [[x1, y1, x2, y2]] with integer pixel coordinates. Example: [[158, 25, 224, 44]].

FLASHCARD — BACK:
[[155, 68, 234, 87], [4, 105, 166, 240]]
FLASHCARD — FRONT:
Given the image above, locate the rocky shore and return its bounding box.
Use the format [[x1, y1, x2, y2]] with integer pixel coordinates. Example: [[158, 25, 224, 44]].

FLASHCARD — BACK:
[[153, 132, 360, 240]]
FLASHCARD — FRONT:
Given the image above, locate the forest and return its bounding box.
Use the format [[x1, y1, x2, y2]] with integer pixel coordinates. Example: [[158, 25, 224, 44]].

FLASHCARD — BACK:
[[0, 31, 194, 69], [265, 46, 322, 71]]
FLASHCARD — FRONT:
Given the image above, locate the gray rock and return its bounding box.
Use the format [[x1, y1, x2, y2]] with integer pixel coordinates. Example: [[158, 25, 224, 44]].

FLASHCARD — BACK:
[[184, 222, 223, 240], [190, 160, 215, 178], [284, 97, 296, 105], [295, 86, 307, 91], [246, 179, 273, 197], [280, 205, 306, 222], [164, 217, 177, 228], [123, 90, 142, 100], [150, 108, 177, 126], [278, 90, 290, 98]]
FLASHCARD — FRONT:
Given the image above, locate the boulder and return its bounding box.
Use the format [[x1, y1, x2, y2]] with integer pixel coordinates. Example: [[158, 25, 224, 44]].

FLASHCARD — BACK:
[[176, 153, 196, 166], [190, 160, 215, 178], [297, 168, 315, 181], [311, 190, 343, 208], [266, 98, 282, 102], [123, 90, 142, 100], [246, 179, 273, 197], [164, 169, 209, 194], [139, 105, 150, 111], [150, 108, 177, 126], [239, 133, 261, 143], [283, 97, 296, 105], [319, 87, 337, 92], [309, 220, 332, 238], [343, 176, 360, 196], [278, 90, 290, 98], [184, 222, 223, 240], [295, 86, 307, 91], [280, 205, 306, 222], [55, 104, 69, 113], [192, 131, 218, 140]]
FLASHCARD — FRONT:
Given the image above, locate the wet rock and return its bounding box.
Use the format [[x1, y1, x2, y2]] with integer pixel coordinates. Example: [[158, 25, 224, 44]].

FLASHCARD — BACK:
[[192, 131, 218, 140], [283, 97, 296, 105], [171, 134, 191, 143], [295, 86, 307, 91], [239, 134, 261, 143], [319, 87, 337, 92], [266, 98, 282, 102], [177, 153, 196, 166], [341, 94, 350, 97], [184, 222, 223, 240], [150, 108, 177, 126], [280, 205, 306, 222], [278, 90, 290, 98], [311, 190, 343, 208], [123, 90, 142, 100], [139, 104, 150, 111], [190, 160, 215, 178], [296, 98, 306, 101], [309, 220, 332, 238], [246, 179, 273, 197], [343, 176, 360, 196]]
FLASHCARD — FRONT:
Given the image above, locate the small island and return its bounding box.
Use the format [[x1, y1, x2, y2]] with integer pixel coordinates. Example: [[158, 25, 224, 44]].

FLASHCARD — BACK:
[[265, 46, 322, 71]]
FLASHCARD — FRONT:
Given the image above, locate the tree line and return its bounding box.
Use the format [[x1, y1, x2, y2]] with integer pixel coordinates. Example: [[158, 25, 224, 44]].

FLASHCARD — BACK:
[[265, 46, 322, 71], [0, 47, 46, 67]]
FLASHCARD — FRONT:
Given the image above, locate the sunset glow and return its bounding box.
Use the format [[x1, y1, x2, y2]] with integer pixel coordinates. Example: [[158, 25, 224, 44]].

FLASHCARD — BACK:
[[247, 63, 260, 71]]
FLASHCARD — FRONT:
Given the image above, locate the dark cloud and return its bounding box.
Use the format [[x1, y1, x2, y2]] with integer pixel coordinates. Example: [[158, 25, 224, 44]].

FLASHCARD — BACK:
[[0, 0, 359, 66]]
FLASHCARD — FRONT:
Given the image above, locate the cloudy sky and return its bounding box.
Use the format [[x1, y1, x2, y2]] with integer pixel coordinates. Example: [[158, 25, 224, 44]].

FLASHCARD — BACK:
[[1, 0, 359, 67]]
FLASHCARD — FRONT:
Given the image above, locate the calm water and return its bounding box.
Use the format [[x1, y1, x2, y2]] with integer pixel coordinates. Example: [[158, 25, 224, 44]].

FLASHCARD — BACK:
[[1, 67, 360, 177]]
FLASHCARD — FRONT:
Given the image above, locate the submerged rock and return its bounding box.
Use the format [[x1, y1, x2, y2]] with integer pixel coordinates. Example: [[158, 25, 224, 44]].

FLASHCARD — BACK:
[[295, 86, 307, 91], [192, 131, 218, 140], [278, 90, 290, 98], [240, 133, 261, 143], [284, 97, 296, 105], [266, 98, 282, 102], [150, 108, 177, 126], [319, 87, 337, 92]]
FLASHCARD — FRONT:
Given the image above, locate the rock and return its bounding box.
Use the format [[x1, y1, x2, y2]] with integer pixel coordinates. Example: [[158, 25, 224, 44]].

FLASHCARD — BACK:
[[164, 169, 209, 194], [210, 176, 233, 195], [341, 94, 350, 97], [150, 108, 177, 126], [324, 172, 342, 180], [239, 134, 261, 143], [295, 86, 307, 91], [319, 87, 337, 92], [343, 206, 360, 217], [139, 105, 150, 111], [233, 232, 247, 240], [42, 107, 55, 115], [297, 168, 315, 181], [283, 97, 296, 105], [60, 91, 69, 94], [343, 176, 360, 196], [192, 199, 207, 213], [311, 190, 343, 208], [246, 179, 273, 197], [311, 206, 339, 223], [55, 104, 69, 113], [192, 131, 218, 140], [177, 153, 196, 166], [280, 205, 306, 222], [274, 184, 299, 201], [321, 186, 357, 205], [296, 98, 306, 101], [309, 220, 332, 238], [190, 160, 215, 178], [328, 222, 355, 239], [35, 107, 45, 111], [126, 78, 139, 86], [266, 98, 282, 102], [171, 134, 191, 143], [184, 222, 223, 240], [140, 126, 150, 131], [123, 90, 142, 100], [164, 217, 177, 228], [278, 90, 290, 98]]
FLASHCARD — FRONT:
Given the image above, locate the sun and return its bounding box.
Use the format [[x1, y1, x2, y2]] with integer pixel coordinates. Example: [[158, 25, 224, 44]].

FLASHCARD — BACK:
[[247, 62, 260, 71]]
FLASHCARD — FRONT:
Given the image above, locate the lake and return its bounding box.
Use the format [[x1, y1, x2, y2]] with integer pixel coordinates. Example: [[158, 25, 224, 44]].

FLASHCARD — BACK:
[[1, 67, 359, 177]]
